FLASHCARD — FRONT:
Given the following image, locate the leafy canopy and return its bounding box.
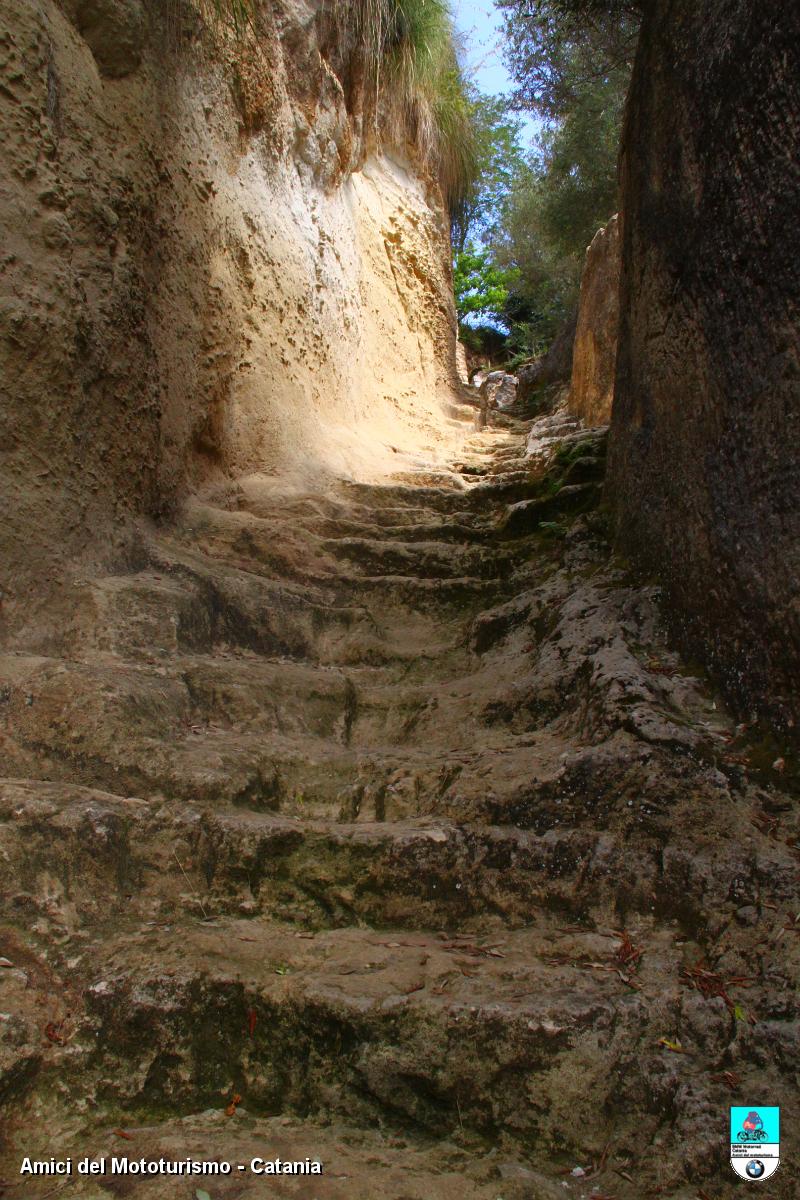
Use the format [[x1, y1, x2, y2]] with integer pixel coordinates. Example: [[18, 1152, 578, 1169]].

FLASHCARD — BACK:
[[471, 0, 641, 349], [453, 247, 518, 323], [450, 87, 527, 253], [498, 0, 640, 121]]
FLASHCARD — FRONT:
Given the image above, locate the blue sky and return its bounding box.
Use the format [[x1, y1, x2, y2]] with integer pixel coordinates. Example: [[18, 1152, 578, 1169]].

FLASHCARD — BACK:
[[451, 0, 540, 146]]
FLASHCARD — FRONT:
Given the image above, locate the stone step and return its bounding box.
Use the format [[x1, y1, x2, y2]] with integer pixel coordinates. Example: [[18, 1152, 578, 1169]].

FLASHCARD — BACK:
[[8, 913, 688, 1158], [0, 1110, 553, 1200], [0, 649, 528, 790], [254, 493, 480, 531], [337, 480, 491, 517], [29, 558, 472, 670], [320, 536, 512, 582], [12, 764, 783, 942], [3, 412, 800, 1200], [300, 513, 496, 545], [152, 527, 507, 627], [502, 483, 602, 536], [0, 779, 648, 932], [0, 650, 584, 824]]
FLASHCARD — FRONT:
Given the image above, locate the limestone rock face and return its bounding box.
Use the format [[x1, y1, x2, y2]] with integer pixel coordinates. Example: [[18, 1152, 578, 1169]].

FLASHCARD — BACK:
[[455, 340, 470, 384], [608, 0, 800, 736], [64, 0, 145, 77], [0, 0, 461, 641], [568, 214, 619, 426], [479, 370, 516, 410]]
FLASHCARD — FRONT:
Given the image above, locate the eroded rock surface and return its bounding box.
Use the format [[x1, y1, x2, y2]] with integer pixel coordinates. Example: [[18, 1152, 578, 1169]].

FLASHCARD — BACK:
[[608, 0, 800, 735], [516, 310, 578, 412], [568, 214, 619, 426], [1, 402, 798, 1198], [0, 0, 462, 645]]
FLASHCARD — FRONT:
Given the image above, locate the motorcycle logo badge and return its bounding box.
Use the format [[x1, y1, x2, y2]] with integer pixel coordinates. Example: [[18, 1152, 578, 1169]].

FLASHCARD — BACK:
[[730, 1106, 780, 1180]]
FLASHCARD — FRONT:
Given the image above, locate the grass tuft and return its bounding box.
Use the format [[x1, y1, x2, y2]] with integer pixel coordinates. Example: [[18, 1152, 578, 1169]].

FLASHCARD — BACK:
[[328, 0, 477, 207]]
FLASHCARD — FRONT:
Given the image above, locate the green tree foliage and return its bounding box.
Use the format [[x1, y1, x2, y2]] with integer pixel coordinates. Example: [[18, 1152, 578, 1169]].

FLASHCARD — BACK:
[[498, 0, 640, 121], [529, 68, 625, 258], [483, 0, 640, 350], [453, 247, 518, 323], [450, 88, 527, 253]]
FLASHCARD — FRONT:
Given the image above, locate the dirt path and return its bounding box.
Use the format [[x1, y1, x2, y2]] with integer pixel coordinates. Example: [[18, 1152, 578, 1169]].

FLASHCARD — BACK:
[[1, 403, 797, 1199]]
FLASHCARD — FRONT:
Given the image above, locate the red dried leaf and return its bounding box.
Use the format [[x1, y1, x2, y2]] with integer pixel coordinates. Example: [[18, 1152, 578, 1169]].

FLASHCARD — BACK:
[[614, 931, 644, 970]]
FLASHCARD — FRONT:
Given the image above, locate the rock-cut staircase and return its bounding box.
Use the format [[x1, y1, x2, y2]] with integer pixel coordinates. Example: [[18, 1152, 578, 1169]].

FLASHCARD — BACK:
[[0, 403, 798, 1200]]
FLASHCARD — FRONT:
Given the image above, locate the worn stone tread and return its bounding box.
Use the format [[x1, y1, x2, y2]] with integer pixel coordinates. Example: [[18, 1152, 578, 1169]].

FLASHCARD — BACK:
[[2, 412, 798, 1199]]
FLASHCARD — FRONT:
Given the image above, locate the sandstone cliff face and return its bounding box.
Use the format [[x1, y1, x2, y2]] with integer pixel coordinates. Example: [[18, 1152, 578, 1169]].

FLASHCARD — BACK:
[[608, 0, 800, 734], [568, 214, 619, 427], [0, 0, 460, 640]]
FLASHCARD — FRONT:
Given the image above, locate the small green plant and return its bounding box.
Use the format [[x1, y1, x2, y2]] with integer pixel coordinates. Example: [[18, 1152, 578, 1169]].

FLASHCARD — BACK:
[[539, 520, 567, 538], [554, 438, 594, 467]]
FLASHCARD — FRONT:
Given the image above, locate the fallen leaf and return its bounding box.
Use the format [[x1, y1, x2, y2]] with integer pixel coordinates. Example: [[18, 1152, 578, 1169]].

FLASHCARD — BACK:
[[112, 1129, 133, 1141], [681, 961, 756, 1016], [196, 1191, 212, 1200], [713, 1070, 741, 1091], [0, 958, 12, 968], [614, 931, 644, 970], [247, 1008, 257, 1038], [657, 1037, 686, 1054]]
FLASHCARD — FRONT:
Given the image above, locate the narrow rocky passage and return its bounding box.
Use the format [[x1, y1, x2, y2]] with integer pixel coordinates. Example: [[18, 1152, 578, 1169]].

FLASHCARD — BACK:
[[1, 401, 797, 1199]]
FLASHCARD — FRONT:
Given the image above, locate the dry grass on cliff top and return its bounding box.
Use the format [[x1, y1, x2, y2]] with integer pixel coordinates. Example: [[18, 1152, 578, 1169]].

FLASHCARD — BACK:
[[338, 0, 477, 206], [201, 0, 477, 207]]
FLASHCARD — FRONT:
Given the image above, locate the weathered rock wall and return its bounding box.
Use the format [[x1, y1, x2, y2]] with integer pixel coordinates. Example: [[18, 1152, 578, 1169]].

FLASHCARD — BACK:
[[0, 0, 460, 639], [608, 0, 800, 734], [516, 309, 577, 411], [568, 214, 619, 427]]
